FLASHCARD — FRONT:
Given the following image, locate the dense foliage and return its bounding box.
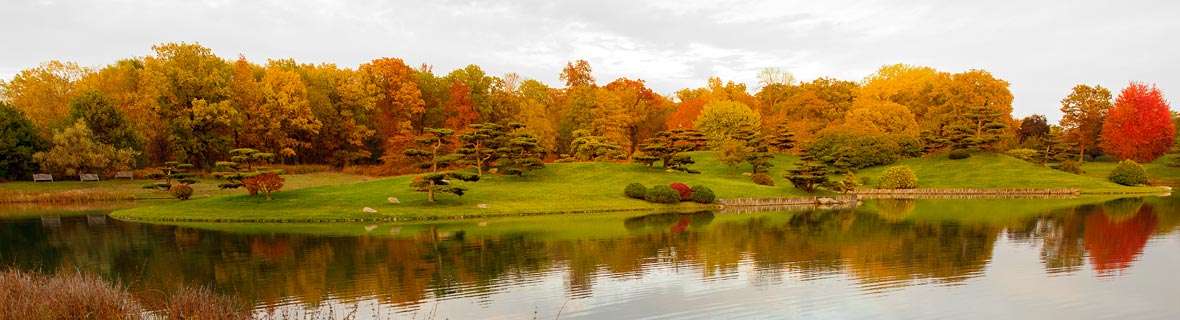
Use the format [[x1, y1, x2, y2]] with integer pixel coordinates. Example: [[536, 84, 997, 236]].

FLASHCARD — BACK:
[[751, 173, 774, 186], [645, 185, 681, 204], [669, 182, 693, 201], [1100, 83, 1175, 162], [807, 130, 902, 170], [0, 102, 46, 180], [1108, 160, 1148, 186], [785, 152, 828, 193], [170, 184, 193, 200], [690, 185, 716, 204], [242, 172, 285, 200]]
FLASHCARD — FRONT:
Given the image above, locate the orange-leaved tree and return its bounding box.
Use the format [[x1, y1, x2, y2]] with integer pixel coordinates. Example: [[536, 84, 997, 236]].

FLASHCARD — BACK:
[[1100, 82, 1174, 162]]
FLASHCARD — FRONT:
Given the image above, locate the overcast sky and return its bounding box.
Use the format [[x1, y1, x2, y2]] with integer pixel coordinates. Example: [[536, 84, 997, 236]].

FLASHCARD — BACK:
[[2, 0, 1177, 121]]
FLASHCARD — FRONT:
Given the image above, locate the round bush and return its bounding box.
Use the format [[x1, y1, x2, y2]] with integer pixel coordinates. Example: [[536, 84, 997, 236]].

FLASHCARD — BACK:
[[645, 185, 681, 204], [669, 182, 693, 201], [170, 184, 193, 200], [878, 166, 918, 189], [1108, 160, 1148, 186], [948, 149, 971, 160], [1058, 160, 1084, 174], [624, 183, 647, 199], [751, 173, 774, 186], [690, 185, 716, 204]]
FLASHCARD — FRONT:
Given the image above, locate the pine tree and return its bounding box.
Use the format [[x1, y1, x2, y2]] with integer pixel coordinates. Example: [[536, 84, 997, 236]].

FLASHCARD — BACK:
[[962, 105, 1008, 150], [405, 128, 479, 202], [636, 129, 705, 172], [497, 123, 546, 176], [785, 150, 828, 193], [1039, 129, 1075, 164], [458, 123, 507, 176], [733, 128, 773, 174], [768, 123, 796, 152]]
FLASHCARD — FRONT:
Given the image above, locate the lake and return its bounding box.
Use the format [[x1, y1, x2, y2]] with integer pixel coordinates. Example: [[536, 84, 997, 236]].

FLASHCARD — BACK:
[[2, 196, 1179, 319]]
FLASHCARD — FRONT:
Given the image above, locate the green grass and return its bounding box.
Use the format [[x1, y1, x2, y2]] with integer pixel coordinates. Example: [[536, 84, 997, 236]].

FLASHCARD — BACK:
[[1080, 155, 1180, 185], [0, 172, 374, 201], [857, 152, 1166, 194], [112, 152, 807, 222], [109, 151, 1167, 223]]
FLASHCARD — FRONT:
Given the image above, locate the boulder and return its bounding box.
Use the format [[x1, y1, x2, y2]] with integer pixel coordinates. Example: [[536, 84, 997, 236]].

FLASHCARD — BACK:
[[362, 207, 378, 213], [388, 197, 400, 204]]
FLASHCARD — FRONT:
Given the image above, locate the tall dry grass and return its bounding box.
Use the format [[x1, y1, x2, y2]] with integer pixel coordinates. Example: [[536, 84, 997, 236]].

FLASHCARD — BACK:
[[0, 190, 137, 204], [0, 269, 251, 320], [0, 270, 142, 320]]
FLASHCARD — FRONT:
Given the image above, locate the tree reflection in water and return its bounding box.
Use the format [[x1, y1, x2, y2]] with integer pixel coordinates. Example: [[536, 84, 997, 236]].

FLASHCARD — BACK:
[[0, 196, 1177, 313]]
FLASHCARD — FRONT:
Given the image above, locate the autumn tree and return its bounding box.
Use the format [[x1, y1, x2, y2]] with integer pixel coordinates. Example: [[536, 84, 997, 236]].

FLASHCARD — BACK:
[[0, 102, 47, 180], [34, 122, 137, 177], [360, 58, 425, 164], [1059, 84, 1112, 161], [560, 60, 595, 88], [1, 60, 90, 135], [142, 43, 235, 167], [443, 81, 479, 130], [693, 100, 761, 146], [65, 90, 143, 153], [300, 64, 376, 166], [403, 128, 479, 202], [843, 99, 920, 137], [251, 61, 322, 161], [1100, 83, 1175, 162], [598, 78, 670, 156]]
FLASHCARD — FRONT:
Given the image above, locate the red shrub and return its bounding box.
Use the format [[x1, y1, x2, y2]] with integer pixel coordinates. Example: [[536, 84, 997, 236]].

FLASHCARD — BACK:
[[669, 182, 693, 201], [243, 172, 285, 200]]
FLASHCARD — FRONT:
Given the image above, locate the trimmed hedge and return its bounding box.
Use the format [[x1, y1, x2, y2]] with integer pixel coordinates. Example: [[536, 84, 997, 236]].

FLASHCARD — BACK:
[[645, 185, 681, 204], [878, 166, 918, 189], [1109, 160, 1148, 186], [690, 185, 716, 204], [624, 183, 647, 199]]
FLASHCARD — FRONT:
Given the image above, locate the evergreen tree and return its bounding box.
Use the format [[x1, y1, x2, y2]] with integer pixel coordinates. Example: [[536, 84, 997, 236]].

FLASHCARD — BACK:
[[785, 150, 828, 193], [458, 122, 507, 176], [66, 90, 143, 151], [497, 123, 545, 176], [768, 123, 796, 152], [733, 128, 774, 174], [962, 105, 1008, 150], [404, 128, 479, 202], [636, 128, 705, 172], [1039, 129, 1075, 164], [0, 102, 47, 180]]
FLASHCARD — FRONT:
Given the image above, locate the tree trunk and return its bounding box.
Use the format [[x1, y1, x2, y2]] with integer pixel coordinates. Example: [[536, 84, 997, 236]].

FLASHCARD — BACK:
[[1078, 144, 1086, 163], [427, 179, 435, 202], [475, 142, 483, 176]]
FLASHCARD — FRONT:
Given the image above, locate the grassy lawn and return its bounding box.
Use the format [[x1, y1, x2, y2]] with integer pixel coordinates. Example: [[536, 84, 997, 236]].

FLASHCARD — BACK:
[[0, 172, 375, 201], [857, 152, 1166, 194], [1080, 155, 1180, 185], [108, 151, 1167, 222]]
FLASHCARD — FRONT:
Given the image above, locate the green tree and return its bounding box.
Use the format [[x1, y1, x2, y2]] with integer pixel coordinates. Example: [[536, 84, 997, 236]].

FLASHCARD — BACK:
[[497, 123, 546, 176], [0, 102, 47, 180], [458, 122, 508, 176], [733, 128, 774, 174], [569, 129, 625, 161], [636, 129, 706, 172], [769, 123, 796, 152], [142, 42, 235, 167], [65, 90, 143, 151], [785, 151, 828, 193], [693, 100, 761, 146], [404, 128, 479, 202]]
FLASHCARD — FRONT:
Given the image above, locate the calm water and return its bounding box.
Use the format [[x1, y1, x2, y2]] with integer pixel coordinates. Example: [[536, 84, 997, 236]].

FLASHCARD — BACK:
[[2, 196, 1179, 319]]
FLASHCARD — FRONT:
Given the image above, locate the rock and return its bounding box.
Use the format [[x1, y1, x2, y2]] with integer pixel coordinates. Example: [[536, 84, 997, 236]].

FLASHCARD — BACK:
[[364, 225, 378, 232], [816, 197, 841, 205], [488, 168, 498, 174], [387, 197, 400, 204], [362, 207, 378, 213], [742, 172, 753, 176], [478, 221, 488, 227], [477, 203, 489, 209]]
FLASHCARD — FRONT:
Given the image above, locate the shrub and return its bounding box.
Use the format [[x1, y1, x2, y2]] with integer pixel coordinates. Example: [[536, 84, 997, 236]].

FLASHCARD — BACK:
[[878, 166, 918, 189], [163, 286, 249, 320], [669, 182, 693, 201], [752, 173, 774, 186], [690, 185, 716, 204], [1108, 160, 1148, 186], [170, 184, 193, 200], [645, 185, 681, 204], [243, 172, 285, 200], [624, 183, 648, 199], [1005, 148, 1038, 162], [948, 149, 971, 160], [1058, 160, 1084, 174]]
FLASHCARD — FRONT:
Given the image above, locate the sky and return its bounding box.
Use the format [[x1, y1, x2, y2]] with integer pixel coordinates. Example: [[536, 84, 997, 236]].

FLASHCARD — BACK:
[[1, 0, 1177, 121]]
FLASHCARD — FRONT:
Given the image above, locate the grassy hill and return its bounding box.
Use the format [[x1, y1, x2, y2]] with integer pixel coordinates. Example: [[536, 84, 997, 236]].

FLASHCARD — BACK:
[[111, 151, 1166, 222]]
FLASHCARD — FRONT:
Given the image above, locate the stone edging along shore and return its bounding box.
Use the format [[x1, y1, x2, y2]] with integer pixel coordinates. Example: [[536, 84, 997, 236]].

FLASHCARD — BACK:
[[108, 187, 1171, 224]]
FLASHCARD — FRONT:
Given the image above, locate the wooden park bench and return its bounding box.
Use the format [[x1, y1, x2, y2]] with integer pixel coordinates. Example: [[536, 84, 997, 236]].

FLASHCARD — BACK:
[[80, 173, 100, 182], [32, 174, 53, 182], [114, 171, 134, 180]]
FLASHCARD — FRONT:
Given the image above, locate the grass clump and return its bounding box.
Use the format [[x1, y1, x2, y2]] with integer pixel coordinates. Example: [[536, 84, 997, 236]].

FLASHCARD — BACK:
[[878, 166, 918, 189], [0, 269, 142, 320], [1108, 160, 1148, 186], [624, 183, 647, 199]]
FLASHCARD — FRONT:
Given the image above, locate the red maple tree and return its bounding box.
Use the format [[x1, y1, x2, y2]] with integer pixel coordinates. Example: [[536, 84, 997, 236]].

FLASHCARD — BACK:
[[1099, 82, 1175, 162]]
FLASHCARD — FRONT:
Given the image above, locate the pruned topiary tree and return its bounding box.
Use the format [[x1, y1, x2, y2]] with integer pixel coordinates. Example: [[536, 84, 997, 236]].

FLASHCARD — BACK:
[[497, 123, 545, 176], [785, 151, 828, 193], [405, 128, 480, 202], [458, 122, 507, 176]]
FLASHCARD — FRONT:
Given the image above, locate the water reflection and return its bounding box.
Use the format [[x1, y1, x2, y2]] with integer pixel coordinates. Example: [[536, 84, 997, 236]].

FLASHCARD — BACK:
[[1, 196, 1178, 318]]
